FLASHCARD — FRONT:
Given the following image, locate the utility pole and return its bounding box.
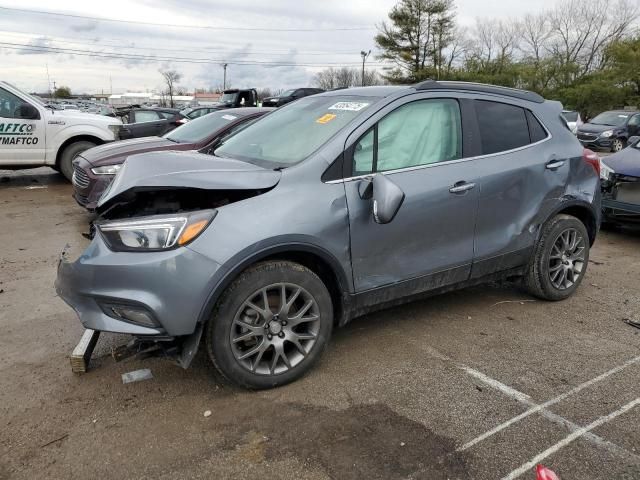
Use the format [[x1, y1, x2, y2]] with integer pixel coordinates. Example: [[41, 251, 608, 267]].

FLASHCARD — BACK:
[[360, 50, 371, 87], [46, 63, 52, 98], [222, 63, 228, 90], [52, 80, 57, 99]]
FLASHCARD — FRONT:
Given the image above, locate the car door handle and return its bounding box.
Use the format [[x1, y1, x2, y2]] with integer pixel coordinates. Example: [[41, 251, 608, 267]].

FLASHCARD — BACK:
[[449, 181, 476, 194], [546, 160, 565, 170]]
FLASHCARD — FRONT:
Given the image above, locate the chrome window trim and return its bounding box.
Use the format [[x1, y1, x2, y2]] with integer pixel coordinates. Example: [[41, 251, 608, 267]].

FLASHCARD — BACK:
[[325, 108, 552, 184]]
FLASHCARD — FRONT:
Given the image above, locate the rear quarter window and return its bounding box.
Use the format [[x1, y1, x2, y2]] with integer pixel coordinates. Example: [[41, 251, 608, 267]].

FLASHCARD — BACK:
[[526, 110, 549, 143]]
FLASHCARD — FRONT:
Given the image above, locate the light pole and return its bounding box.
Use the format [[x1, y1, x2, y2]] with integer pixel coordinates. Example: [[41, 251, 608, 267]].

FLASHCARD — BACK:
[[360, 50, 371, 87], [222, 63, 228, 90]]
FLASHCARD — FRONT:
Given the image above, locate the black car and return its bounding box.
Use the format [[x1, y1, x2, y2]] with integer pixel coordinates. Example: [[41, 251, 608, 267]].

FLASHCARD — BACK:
[[577, 110, 640, 152], [117, 108, 189, 140], [262, 88, 324, 107]]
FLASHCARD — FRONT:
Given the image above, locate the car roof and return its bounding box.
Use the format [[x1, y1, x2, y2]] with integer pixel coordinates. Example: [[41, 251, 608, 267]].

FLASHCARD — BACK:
[[318, 81, 545, 103], [603, 110, 639, 114]]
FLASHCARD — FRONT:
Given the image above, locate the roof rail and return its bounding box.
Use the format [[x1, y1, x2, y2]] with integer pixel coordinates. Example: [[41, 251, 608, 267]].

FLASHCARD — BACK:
[[413, 80, 545, 104]]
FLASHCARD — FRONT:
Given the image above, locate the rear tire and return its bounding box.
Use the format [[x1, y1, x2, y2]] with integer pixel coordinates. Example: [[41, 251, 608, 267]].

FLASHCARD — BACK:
[[206, 261, 333, 389], [525, 214, 590, 301], [58, 141, 96, 181]]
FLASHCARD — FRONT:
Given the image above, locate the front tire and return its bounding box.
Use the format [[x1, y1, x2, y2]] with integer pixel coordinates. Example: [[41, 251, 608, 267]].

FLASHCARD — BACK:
[[611, 138, 626, 152], [58, 141, 96, 181], [525, 214, 590, 301], [206, 261, 333, 389]]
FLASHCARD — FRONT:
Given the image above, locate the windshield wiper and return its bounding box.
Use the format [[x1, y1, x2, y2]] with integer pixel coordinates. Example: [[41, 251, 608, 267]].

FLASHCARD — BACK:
[[166, 137, 180, 143]]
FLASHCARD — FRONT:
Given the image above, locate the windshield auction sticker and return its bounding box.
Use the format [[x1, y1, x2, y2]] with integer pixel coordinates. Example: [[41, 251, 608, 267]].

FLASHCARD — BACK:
[[0, 122, 38, 145], [316, 113, 337, 124], [328, 102, 370, 112]]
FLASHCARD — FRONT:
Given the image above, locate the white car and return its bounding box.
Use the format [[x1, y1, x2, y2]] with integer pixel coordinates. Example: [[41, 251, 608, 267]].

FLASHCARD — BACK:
[[562, 110, 583, 134], [0, 81, 122, 180]]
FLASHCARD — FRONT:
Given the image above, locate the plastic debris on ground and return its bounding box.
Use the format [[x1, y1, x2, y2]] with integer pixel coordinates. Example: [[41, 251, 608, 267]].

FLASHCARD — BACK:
[[121, 368, 153, 384]]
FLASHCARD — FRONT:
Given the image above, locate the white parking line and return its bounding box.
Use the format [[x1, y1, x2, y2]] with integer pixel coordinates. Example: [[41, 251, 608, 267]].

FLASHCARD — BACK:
[[404, 339, 640, 461], [500, 398, 640, 480], [459, 354, 640, 451]]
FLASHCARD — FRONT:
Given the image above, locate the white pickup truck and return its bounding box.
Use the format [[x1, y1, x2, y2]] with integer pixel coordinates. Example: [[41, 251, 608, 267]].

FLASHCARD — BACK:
[[0, 81, 122, 180]]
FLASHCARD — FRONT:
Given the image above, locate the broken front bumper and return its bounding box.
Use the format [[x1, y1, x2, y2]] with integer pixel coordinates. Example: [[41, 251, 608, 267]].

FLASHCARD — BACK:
[[55, 235, 224, 337]]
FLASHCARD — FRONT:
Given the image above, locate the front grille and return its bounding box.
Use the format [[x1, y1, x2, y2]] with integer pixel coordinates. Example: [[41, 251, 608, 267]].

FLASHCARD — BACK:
[[72, 165, 90, 189], [577, 132, 597, 141]]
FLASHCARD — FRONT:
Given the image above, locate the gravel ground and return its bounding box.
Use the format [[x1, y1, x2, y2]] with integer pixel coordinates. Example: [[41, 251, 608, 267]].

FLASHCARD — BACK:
[[1, 167, 639, 480]]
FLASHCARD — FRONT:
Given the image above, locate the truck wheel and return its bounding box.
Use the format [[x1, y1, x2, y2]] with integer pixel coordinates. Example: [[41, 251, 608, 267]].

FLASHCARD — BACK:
[[206, 261, 333, 389], [58, 141, 96, 181], [525, 214, 590, 301]]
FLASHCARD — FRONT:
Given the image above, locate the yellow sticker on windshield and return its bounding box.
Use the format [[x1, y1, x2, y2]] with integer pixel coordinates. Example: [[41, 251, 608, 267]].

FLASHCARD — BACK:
[[316, 113, 337, 124]]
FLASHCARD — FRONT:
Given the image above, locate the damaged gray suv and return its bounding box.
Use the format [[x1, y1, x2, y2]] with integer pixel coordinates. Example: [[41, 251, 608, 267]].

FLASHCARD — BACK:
[[56, 82, 601, 389]]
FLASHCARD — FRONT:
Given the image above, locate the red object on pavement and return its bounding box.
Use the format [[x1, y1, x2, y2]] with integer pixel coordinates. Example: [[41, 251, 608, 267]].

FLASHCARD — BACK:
[[536, 465, 560, 480]]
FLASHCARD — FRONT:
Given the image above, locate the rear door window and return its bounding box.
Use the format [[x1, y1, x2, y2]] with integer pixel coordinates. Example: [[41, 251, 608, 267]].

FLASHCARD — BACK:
[[133, 110, 161, 123], [475, 100, 531, 155]]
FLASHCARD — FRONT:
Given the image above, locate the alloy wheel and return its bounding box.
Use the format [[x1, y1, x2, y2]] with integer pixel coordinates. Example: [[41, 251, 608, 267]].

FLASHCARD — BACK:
[[612, 139, 624, 152], [230, 283, 321, 375], [548, 228, 586, 290]]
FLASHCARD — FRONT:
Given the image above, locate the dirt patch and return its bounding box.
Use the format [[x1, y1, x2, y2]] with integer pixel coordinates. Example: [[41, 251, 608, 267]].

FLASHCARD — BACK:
[[226, 402, 471, 480]]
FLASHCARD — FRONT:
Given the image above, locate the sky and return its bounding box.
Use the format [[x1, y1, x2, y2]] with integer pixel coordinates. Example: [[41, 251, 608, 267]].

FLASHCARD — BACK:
[[0, 0, 562, 94]]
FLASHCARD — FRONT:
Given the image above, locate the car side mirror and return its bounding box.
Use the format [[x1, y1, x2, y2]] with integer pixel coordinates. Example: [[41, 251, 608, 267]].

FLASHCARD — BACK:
[[18, 103, 39, 120], [628, 136, 640, 147], [372, 174, 405, 224]]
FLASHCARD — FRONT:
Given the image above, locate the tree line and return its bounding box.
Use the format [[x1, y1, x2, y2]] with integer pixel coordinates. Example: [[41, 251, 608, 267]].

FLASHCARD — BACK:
[[312, 0, 639, 117]]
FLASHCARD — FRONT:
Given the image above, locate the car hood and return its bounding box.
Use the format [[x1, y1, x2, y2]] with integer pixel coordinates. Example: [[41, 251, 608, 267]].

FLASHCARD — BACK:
[[50, 109, 122, 125], [97, 151, 281, 208], [602, 146, 640, 177], [578, 123, 619, 134], [79, 136, 194, 166]]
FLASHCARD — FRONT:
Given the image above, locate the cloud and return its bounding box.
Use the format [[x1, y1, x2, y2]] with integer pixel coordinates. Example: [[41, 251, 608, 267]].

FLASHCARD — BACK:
[[69, 21, 99, 32], [14, 36, 52, 55]]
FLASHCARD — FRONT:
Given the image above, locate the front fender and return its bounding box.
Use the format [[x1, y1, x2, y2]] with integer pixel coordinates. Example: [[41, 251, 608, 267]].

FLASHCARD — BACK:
[[191, 238, 352, 327], [46, 124, 117, 163]]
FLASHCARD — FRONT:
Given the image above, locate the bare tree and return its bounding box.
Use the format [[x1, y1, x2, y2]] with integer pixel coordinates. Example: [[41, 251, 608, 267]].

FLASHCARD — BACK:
[[159, 69, 182, 108], [547, 0, 639, 86], [313, 67, 386, 89], [257, 88, 273, 101]]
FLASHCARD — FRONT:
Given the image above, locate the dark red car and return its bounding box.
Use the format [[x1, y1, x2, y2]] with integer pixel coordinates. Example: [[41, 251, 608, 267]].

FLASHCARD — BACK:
[[72, 107, 272, 210]]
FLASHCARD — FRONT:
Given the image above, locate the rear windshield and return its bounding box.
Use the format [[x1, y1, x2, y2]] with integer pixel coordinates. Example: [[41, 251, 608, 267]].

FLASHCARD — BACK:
[[562, 111, 578, 122], [590, 111, 630, 126], [214, 95, 378, 168], [164, 110, 242, 143]]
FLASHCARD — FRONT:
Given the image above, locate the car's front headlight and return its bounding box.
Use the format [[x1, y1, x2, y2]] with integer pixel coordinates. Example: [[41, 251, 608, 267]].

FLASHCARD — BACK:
[[91, 164, 122, 175], [600, 130, 614, 138], [600, 160, 615, 180], [97, 210, 216, 252]]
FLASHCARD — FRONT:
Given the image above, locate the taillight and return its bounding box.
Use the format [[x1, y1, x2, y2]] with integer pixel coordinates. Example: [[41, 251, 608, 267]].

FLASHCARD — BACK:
[[582, 148, 600, 177]]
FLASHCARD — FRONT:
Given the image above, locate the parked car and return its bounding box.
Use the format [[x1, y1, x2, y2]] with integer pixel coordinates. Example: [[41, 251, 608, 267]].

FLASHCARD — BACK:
[[116, 108, 188, 140], [180, 106, 220, 119], [57, 81, 601, 389], [600, 135, 640, 225], [561, 110, 582, 134], [72, 107, 272, 210], [262, 88, 324, 107], [0, 80, 122, 180], [576, 109, 640, 152]]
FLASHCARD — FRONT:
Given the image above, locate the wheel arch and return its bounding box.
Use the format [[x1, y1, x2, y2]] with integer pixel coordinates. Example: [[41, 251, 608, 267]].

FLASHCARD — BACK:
[[55, 135, 104, 168], [198, 243, 352, 328], [543, 200, 599, 246]]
